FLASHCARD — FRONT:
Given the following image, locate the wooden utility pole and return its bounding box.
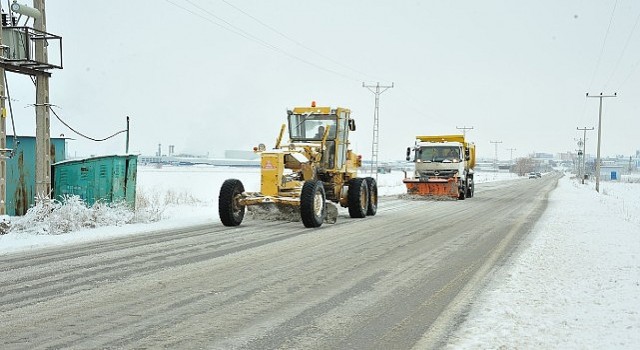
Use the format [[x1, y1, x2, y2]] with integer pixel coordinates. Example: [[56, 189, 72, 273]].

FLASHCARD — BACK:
[[34, 0, 52, 198]]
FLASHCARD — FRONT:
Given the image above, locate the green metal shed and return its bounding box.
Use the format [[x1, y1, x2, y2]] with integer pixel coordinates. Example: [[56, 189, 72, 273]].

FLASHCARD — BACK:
[[5, 136, 67, 216], [52, 155, 138, 208]]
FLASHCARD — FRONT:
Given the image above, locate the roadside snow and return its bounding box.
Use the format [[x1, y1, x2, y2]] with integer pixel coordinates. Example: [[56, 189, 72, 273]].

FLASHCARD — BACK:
[[445, 175, 640, 349]]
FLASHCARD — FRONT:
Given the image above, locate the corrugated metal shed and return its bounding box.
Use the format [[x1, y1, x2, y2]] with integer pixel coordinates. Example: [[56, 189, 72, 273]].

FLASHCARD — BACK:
[[5, 136, 67, 216], [52, 155, 138, 207]]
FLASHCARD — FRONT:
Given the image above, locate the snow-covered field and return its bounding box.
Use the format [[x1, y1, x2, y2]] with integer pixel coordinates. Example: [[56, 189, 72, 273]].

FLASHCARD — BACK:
[[1, 165, 638, 348]]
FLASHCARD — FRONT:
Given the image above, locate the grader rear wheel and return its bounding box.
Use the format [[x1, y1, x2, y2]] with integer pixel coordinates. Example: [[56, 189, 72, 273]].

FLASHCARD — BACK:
[[218, 179, 246, 226], [348, 177, 369, 218], [365, 177, 378, 216], [300, 180, 326, 228]]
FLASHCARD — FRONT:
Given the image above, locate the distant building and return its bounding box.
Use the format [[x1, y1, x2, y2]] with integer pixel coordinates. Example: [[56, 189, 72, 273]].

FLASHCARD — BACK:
[[224, 150, 259, 160]]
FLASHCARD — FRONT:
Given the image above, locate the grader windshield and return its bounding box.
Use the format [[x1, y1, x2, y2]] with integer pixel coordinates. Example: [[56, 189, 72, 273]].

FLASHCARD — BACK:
[[288, 113, 338, 141]]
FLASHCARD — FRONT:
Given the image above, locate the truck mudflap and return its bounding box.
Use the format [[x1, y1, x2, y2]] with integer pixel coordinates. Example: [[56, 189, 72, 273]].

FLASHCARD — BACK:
[[402, 178, 459, 198]]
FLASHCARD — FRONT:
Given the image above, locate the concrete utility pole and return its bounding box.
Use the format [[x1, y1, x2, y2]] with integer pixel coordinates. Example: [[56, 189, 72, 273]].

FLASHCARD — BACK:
[[34, 0, 52, 198], [586, 92, 617, 193], [577, 126, 594, 184], [490, 140, 502, 171], [456, 126, 474, 138], [506, 148, 516, 166], [362, 82, 393, 180], [0, 17, 5, 215]]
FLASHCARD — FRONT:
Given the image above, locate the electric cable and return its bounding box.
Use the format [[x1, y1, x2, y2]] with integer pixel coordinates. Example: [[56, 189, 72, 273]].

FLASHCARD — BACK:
[[164, 0, 358, 82], [4, 73, 19, 158], [48, 106, 127, 142], [219, 0, 382, 82], [604, 8, 640, 89], [587, 0, 618, 90]]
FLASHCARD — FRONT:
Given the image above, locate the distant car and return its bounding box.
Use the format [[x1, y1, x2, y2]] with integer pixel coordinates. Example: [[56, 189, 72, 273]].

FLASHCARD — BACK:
[[528, 172, 537, 179], [535, 172, 542, 178]]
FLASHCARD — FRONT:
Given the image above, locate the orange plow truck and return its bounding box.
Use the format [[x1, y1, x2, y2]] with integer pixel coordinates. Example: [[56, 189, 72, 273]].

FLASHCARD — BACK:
[[403, 135, 476, 199]]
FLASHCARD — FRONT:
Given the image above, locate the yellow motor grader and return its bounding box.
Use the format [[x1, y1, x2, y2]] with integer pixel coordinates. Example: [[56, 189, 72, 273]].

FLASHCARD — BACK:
[[218, 102, 377, 228]]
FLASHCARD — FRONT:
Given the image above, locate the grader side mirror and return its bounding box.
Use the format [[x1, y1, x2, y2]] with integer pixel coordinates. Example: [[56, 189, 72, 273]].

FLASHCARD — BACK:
[[348, 119, 356, 131], [405, 147, 411, 161]]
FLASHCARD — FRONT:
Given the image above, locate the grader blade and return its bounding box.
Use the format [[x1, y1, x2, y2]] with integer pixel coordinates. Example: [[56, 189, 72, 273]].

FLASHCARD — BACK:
[[246, 202, 338, 224]]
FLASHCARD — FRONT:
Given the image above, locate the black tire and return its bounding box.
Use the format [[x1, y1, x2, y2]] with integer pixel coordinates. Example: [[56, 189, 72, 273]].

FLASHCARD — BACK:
[[467, 178, 475, 198], [458, 179, 467, 200], [219, 179, 245, 226], [300, 181, 326, 228], [365, 177, 378, 216], [348, 177, 369, 218]]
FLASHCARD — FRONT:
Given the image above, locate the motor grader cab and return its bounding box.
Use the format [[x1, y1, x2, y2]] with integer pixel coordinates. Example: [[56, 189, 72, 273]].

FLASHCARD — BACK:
[[219, 102, 378, 228]]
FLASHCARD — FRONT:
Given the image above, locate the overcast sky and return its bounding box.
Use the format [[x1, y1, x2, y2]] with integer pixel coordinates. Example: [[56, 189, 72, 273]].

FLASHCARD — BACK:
[[5, 0, 640, 161]]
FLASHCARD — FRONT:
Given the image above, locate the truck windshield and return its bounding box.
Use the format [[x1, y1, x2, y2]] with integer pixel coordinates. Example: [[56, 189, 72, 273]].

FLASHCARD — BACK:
[[418, 146, 460, 162], [288, 114, 338, 140]]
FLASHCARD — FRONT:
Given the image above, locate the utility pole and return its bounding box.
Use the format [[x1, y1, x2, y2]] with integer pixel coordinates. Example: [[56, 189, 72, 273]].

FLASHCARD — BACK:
[[34, 0, 52, 199], [363, 82, 393, 180], [577, 126, 594, 184], [586, 92, 616, 193], [506, 147, 516, 167], [490, 140, 502, 171], [0, 16, 5, 215], [456, 126, 474, 138]]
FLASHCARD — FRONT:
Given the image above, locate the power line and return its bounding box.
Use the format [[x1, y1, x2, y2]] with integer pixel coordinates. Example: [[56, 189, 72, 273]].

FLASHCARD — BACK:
[[219, 0, 380, 82], [604, 8, 640, 89], [588, 0, 619, 90], [164, 0, 359, 82], [48, 106, 127, 142]]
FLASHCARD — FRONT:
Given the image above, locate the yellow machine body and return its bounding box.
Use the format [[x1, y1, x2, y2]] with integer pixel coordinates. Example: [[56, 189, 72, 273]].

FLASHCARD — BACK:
[[240, 104, 361, 207]]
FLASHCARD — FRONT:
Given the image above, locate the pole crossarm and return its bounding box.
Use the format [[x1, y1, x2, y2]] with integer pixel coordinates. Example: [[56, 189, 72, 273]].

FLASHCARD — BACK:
[[456, 126, 474, 138]]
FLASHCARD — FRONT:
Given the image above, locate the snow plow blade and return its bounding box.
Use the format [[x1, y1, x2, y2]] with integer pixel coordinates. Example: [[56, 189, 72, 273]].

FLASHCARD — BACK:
[[403, 178, 459, 198], [245, 200, 338, 224]]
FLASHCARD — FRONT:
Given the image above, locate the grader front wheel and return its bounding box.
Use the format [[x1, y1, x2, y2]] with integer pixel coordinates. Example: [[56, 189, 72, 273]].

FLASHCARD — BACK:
[[300, 180, 327, 228], [219, 179, 246, 226]]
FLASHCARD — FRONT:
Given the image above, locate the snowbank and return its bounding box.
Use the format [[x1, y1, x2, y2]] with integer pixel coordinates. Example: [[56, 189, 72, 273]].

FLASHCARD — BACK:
[[445, 175, 640, 349]]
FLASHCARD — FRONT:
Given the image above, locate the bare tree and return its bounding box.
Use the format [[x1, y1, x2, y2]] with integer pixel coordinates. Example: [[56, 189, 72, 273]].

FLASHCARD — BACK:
[[514, 157, 536, 176]]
